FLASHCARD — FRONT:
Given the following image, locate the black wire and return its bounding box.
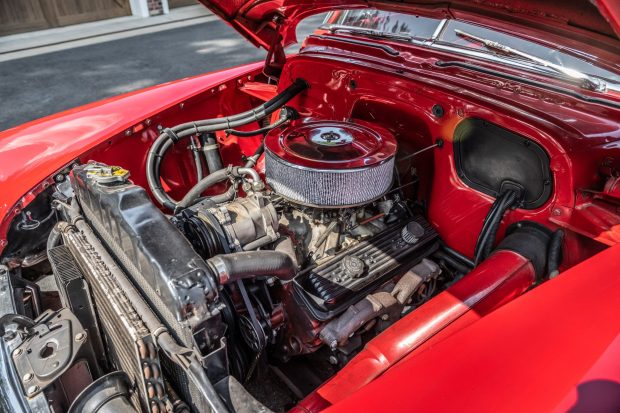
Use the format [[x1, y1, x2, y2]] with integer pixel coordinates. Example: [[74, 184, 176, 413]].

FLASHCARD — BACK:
[[225, 112, 291, 137], [480, 191, 518, 260], [473, 193, 507, 261], [474, 189, 518, 265], [479, 190, 517, 261]]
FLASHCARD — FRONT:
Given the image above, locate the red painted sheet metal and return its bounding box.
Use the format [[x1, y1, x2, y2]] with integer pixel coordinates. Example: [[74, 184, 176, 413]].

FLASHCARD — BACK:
[[322, 242, 620, 413], [280, 53, 618, 266], [239, 81, 278, 101], [293, 249, 535, 412], [0, 62, 264, 255], [598, 0, 620, 38], [198, 0, 620, 68]]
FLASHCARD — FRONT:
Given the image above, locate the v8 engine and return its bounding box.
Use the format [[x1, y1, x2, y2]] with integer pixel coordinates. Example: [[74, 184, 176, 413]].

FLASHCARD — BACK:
[[0, 76, 558, 413], [45, 113, 447, 411], [169, 118, 441, 361]]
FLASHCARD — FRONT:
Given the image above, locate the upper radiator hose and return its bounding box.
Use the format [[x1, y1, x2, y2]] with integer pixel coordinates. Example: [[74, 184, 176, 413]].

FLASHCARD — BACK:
[[206, 251, 297, 285]]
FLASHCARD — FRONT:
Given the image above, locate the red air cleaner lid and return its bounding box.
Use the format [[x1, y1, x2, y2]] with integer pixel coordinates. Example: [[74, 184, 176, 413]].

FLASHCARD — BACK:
[[264, 119, 397, 170]]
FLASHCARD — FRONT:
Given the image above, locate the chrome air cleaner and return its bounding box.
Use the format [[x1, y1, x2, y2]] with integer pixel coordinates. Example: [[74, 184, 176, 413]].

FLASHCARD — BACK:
[[264, 119, 397, 207]]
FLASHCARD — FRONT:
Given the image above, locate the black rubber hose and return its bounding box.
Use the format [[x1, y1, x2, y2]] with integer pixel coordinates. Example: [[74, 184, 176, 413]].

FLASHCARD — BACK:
[[547, 229, 565, 278], [169, 78, 307, 132], [192, 182, 238, 207], [225, 112, 291, 137], [474, 204, 507, 264], [245, 143, 265, 168], [175, 168, 229, 211], [476, 196, 505, 245], [475, 190, 513, 254], [191, 136, 204, 181], [207, 251, 297, 284], [209, 183, 237, 204], [146, 79, 307, 208], [440, 243, 475, 268], [176, 167, 259, 211], [474, 190, 518, 265], [480, 191, 519, 260], [433, 250, 471, 274]]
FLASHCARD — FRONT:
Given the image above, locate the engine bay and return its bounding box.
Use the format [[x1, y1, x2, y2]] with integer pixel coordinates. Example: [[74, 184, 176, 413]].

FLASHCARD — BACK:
[[1, 44, 619, 412]]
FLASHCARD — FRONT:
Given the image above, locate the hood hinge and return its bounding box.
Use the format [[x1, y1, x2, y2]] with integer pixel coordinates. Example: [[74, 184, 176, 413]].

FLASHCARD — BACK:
[[263, 15, 286, 80]]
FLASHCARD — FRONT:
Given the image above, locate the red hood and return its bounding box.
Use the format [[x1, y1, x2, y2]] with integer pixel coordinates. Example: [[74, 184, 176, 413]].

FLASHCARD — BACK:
[[200, 0, 620, 66]]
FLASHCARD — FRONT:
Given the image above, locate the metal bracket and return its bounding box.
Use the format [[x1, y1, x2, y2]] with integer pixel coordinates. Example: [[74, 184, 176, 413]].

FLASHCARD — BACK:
[[11, 308, 96, 399]]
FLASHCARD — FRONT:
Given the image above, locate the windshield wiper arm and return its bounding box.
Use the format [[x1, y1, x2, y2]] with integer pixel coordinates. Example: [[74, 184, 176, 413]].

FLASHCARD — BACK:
[[454, 29, 605, 92], [322, 24, 415, 43]]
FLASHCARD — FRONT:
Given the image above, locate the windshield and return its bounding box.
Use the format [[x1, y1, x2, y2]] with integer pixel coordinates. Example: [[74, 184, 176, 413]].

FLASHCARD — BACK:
[[327, 10, 620, 86]]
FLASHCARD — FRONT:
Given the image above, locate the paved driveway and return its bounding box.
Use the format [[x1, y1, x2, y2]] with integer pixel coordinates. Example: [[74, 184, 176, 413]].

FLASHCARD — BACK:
[[0, 14, 324, 131]]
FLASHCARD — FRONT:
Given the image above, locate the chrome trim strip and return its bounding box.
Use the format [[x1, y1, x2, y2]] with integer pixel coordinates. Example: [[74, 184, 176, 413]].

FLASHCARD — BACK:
[[430, 19, 448, 41]]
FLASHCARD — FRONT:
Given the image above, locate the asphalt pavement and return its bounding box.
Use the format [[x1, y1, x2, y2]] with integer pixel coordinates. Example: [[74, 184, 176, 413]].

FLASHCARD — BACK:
[[0, 13, 325, 131]]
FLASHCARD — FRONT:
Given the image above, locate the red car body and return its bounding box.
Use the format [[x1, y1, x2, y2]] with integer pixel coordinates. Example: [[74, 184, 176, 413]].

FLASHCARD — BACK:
[[2, 1, 620, 412]]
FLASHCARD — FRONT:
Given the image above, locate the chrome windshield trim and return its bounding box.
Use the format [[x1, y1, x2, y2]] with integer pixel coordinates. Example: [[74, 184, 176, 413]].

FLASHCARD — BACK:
[[430, 19, 448, 41], [430, 43, 618, 91], [454, 29, 606, 91], [325, 12, 619, 93]]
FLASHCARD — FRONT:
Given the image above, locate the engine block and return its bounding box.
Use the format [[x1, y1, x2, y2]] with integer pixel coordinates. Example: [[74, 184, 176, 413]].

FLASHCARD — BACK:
[[295, 216, 438, 319]]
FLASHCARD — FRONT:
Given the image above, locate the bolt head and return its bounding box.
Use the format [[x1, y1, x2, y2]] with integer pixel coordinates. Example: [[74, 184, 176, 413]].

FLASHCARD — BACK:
[[22, 373, 33, 382], [75, 332, 87, 342], [27, 385, 39, 396]]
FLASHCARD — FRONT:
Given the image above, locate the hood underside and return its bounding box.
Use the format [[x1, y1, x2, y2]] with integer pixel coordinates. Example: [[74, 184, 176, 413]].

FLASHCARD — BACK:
[[199, 0, 620, 68]]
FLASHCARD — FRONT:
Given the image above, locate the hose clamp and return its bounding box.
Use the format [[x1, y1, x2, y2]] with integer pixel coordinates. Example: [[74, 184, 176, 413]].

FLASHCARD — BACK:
[[209, 256, 230, 285], [163, 128, 180, 143]]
